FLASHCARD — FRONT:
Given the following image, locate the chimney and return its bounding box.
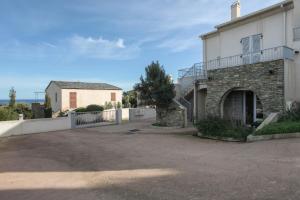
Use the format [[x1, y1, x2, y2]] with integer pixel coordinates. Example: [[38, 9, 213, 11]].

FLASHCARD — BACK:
[[231, 0, 241, 20]]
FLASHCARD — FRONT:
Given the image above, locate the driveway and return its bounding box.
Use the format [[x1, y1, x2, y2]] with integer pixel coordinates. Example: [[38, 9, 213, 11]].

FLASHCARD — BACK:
[[0, 122, 300, 200]]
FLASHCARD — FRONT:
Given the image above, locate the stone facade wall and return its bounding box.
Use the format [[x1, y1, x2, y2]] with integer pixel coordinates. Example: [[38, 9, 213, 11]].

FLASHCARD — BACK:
[[156, 102, 186, 127], [205, 60, 285, 118]]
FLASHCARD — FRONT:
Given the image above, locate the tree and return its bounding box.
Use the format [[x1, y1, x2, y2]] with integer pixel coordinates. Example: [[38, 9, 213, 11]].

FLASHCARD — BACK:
[[122, 92, 130, 108], [117, 102, 122, 109], [122, 91, 137, 108], [44, 94, 52, 118], [134, 61, 175, 109], [9, 87, 16, 107]]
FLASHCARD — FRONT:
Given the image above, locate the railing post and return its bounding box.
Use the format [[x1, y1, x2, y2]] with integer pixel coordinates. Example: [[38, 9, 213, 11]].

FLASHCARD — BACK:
[[193, 64, 196, 80], [116, 109, 122, 125], [68, 111, 76, 129]]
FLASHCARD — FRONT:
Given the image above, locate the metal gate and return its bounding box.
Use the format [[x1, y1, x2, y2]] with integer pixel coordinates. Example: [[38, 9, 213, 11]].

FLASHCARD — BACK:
[[72, 110, 116, 128]]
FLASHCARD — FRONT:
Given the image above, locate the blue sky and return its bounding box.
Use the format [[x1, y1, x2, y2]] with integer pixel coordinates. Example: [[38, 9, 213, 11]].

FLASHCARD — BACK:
[[0, 0, 281, 99]]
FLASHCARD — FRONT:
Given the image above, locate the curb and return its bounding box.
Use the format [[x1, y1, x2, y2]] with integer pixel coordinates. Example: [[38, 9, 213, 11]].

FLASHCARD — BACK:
[[247, 132, 300, 142], [197, 133, 244, 142]]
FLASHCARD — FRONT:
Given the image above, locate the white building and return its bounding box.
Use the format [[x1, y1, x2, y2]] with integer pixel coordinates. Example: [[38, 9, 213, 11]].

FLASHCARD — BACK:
[[177, 0, 300, 124], [46, 81, 122, 112]]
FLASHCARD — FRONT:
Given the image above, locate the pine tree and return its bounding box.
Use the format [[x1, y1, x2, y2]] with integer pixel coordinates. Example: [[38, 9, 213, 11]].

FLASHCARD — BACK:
[[9, 87, 16, 107], [134, 61, 175, 109]]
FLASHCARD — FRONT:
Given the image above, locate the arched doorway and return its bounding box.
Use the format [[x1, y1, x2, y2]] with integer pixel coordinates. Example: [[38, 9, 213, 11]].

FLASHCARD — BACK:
[[221, 89, 263, 125]]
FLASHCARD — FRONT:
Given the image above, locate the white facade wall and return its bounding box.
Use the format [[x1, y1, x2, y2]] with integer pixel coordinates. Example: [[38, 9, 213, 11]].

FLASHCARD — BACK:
[[203, 4, 300, 102], [61, 89, 122, 111], [204, 12, 286, 61], [46, 83, 62, 112]]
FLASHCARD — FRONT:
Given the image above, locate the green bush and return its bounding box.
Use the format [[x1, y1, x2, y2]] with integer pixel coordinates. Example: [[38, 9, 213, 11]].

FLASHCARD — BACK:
[[279, 107, 300, 122], [195, 116, 253, 141], [14, 103, 32, 119], [255, 120, 300, 135], [74, 107, 87, 113], [104, 102, 113, 110], [44, 108, 52, 118], [0, 107, 19, 121], [86, 104, 104, 112]]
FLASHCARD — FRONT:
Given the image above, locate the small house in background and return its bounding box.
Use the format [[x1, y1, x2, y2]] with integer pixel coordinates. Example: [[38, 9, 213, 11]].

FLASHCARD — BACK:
[[46, 81, 122, 112]]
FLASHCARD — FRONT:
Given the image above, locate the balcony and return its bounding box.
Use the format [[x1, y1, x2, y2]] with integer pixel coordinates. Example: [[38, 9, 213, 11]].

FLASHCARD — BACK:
[[178, 46, 294, 80]]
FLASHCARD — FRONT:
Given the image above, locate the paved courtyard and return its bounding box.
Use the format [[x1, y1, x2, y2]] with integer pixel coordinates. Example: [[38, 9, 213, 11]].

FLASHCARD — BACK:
[[0, 122, 300, 200]]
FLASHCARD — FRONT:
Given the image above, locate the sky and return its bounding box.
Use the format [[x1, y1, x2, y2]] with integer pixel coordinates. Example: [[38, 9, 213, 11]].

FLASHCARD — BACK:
[[0, 0, 281, 99]]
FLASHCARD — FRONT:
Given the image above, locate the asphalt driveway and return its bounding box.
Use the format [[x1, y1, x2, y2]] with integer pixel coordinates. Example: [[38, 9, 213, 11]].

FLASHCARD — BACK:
[[0, 122, 300, 200]]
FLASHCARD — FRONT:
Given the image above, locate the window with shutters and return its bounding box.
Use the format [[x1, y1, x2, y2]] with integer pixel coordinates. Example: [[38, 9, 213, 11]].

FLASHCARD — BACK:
[[111, 92, 116, 101], [69, 92, 77, 109], [241, 34, 262, 64]]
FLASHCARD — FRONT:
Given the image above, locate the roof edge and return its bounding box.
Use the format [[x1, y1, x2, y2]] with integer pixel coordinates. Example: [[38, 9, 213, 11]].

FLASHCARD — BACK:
[[200, 0, 293, 40]]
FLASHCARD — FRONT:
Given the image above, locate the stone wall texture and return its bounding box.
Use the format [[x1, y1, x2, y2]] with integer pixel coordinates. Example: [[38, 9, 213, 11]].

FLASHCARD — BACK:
[[156, 102, 186, 127], [205, 60, 285, 118]]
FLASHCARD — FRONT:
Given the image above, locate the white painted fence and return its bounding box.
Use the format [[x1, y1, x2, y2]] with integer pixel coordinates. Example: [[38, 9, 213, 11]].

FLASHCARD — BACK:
[[72, 109, 119, 128]]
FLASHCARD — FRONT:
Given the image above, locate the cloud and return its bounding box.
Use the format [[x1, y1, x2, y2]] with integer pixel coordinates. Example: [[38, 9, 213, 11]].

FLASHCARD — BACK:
[[68, 35, 138, 59], [157, 36, 199, 53], [0, 35, 140, 61]]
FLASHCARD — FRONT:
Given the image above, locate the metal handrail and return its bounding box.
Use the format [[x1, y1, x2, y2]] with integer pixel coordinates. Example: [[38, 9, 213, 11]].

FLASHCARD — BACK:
[[178, 46, 294, 80]]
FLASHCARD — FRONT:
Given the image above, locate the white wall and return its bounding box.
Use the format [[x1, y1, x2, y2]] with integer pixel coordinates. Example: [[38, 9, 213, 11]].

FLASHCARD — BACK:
[[286, 7, 300, 101], [110, 108, 156, 121], [61, 89, 122, 111], [128, 108, 156, 121], [203, 5, 300, 103], [46, 83, 62, 113], [0, 117, 71, 138], [204, 12, 286, 61]]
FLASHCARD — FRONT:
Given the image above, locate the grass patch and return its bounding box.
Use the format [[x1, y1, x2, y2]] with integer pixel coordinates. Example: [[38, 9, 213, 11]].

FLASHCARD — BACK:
[[195, 116, 253, 141], [255, 120, 300, 135]]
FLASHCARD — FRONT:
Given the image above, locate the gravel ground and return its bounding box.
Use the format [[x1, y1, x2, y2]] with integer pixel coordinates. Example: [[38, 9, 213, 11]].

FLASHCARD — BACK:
[[0, 121, 300, 200]]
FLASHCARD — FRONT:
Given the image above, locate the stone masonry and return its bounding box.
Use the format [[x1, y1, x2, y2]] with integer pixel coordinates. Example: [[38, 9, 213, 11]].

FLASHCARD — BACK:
[[205, 59, 285, 118]]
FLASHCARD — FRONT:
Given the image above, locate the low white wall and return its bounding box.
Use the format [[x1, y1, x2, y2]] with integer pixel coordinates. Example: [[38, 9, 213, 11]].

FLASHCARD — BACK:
[[0, 117, 71, 138], [121, 108, 130, 120], [104, 108, 155, 121], [129, 108, 156, 121]]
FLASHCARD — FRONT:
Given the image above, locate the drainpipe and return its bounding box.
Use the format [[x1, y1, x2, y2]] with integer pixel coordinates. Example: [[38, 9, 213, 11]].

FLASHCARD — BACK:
[[283, 10, 287, 46], [193, 81, 198, 123]]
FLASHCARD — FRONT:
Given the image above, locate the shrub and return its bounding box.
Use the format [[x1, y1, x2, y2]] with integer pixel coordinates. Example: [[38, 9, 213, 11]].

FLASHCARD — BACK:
[[255, 121, 300, 135], [116, 102, 122, 109], [86, 104, 104, 112], [44, 108, 52, 118], [279, 106, 300, 122], [195, 116, 253, 141], [58, 111, 67, 117], [14, 103, 32, 119], [104, 102, 113, 110], [44, 94, 52, 118], [0, 107, 19, 121], [74, 107, 87, 113]]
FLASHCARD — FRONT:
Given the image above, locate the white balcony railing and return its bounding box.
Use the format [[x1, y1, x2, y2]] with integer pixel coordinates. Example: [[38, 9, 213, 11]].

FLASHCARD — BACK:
[[178, 46, 294, 80]]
